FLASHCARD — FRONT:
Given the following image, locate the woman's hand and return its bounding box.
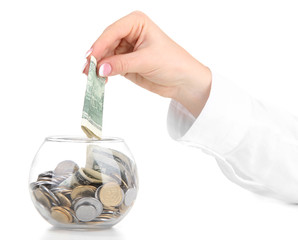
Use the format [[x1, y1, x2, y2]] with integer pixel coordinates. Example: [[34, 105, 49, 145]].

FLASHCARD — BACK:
[[83, 11, 212, 117]]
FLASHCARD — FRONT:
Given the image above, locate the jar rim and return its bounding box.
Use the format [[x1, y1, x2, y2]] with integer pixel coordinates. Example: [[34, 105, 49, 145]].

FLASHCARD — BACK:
[[45, 135, 124, 143]]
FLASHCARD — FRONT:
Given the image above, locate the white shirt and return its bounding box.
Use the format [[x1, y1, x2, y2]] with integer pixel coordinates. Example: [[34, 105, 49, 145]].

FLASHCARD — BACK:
[[167, 71, 298, 203]]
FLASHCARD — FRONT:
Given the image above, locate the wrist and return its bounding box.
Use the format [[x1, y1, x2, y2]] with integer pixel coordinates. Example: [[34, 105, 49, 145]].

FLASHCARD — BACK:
[[174, 62, 212, 118]]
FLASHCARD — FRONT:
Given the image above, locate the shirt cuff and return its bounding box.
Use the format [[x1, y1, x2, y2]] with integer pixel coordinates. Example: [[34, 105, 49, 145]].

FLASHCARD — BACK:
[[167, 70, 253, 155]]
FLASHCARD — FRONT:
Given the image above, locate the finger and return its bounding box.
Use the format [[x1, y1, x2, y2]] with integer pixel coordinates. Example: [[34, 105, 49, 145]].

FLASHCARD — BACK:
[[82, 60, 108, 84], [90, 11, 147, 61], [114, 39, 134, 55], [97, 51, 144, 77]]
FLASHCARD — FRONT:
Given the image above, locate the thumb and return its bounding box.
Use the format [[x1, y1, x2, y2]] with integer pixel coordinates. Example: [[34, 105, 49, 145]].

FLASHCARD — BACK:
[[97, 52, 142, 77]]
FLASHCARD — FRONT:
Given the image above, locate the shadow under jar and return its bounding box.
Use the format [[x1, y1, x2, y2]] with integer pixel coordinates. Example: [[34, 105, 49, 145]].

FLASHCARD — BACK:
[[29, 136, 138, 229]]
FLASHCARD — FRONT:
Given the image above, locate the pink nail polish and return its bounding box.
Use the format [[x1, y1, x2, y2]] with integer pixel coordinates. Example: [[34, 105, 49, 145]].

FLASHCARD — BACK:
[[85, 48, 93, 58], [98, 63, 112, 77]]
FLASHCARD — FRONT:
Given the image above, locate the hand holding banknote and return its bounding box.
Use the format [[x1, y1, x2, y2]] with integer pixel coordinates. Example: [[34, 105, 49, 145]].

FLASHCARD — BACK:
[[83, 11, 212, 118]]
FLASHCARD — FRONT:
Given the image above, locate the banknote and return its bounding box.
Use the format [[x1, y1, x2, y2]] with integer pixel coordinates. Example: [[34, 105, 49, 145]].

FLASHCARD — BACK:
[[85, 145, 134, 187], [81, 56, 106, 139]]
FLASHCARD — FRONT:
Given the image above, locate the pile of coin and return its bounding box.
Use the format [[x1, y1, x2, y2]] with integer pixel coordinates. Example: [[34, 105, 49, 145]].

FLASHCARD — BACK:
[[29, 145, 137, 226]]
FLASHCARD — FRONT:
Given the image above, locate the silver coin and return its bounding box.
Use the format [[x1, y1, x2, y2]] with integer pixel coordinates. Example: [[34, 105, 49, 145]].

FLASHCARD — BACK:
[[74, 197, 103, 217], [102, 210, 115, 214], [94, 186, 101, 201], [30, 182, 38, 190], [35, 180, 58, 187], [37, 177, 61, 185], [38, 171, 54, 179], [98, 213, 115, 219], [124, 188, 137, 206], [54, 160, 79, 176], [51, 187, 72, 195], [75, 205, 98, 222], [37, 177, 55, 181], [91, 217, 111, 223]]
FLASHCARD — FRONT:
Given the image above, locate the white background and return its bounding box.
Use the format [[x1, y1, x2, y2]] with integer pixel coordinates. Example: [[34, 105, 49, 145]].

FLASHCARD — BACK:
[[1, 0, 298, 239]]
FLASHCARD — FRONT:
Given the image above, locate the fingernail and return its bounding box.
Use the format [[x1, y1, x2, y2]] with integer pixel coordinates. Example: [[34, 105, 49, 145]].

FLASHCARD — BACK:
[[98, 63, 112, 77], [82, 61, 88, 73], [85, 48, 93, 58]]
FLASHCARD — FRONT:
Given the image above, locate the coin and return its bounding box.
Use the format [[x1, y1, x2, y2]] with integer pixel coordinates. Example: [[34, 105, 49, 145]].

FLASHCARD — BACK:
[[124, 188, 137, 206], [31, 152, 136, 226], [73, 197, 103, 222], [98, 213, 115, 219], [98, 182, 124, 207], [38, 171, 55, 179], [40, 185, 60, 206], [55, 192, 71, 208], [60, 206, 77, 222], [76, 205, 98, 222], [37, 177, 55, 182], [71, 185, 97, 200], [88, 217, 110, 224], [54, 160, 79, 176], [51, 206, 73, 223], [101, 210, 115, 215], [91, 217, 114, 223], [34, 180, 58, 187], [30, 182, 38, 190], [119, 203, 130, 213], [37, 177, 60, 185], [73, 197, 103, 213], [112, 173, 129, 189], [51, 186, 72, 195], [33, 188, 51, 209]]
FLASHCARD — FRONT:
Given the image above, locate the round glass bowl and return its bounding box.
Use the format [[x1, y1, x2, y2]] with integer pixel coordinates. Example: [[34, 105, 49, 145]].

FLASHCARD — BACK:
[[29, 136, 138, 229]]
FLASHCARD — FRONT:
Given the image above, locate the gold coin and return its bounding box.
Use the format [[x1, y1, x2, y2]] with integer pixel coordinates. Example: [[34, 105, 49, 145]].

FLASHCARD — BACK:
[[33, 188, 51, 209], [99, 182, 124, 207], [55, 193, 71, 208], [51, 206, 73, 223], [40, 185, 60, 206], [71, 185, 97, 200], [103, 206, 118, 213], [60, 206, 76, 221]]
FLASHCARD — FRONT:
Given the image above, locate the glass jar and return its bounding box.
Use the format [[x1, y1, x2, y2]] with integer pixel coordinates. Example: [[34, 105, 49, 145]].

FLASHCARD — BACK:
[[29, 136, 138, 229]]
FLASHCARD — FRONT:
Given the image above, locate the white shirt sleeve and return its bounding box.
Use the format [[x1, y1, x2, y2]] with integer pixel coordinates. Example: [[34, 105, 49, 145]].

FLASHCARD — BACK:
[[167, 70, 298, 203]]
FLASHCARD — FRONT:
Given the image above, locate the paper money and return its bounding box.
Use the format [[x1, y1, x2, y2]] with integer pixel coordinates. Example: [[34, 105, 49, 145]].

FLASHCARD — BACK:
[[85, 145, 133, 187], [86, 145, 121, 176], [81, 55, 106, 139]]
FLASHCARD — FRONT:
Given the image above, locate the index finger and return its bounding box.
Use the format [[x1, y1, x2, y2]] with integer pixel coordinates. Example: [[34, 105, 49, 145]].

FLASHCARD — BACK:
[[90, 11, 147, 62]]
